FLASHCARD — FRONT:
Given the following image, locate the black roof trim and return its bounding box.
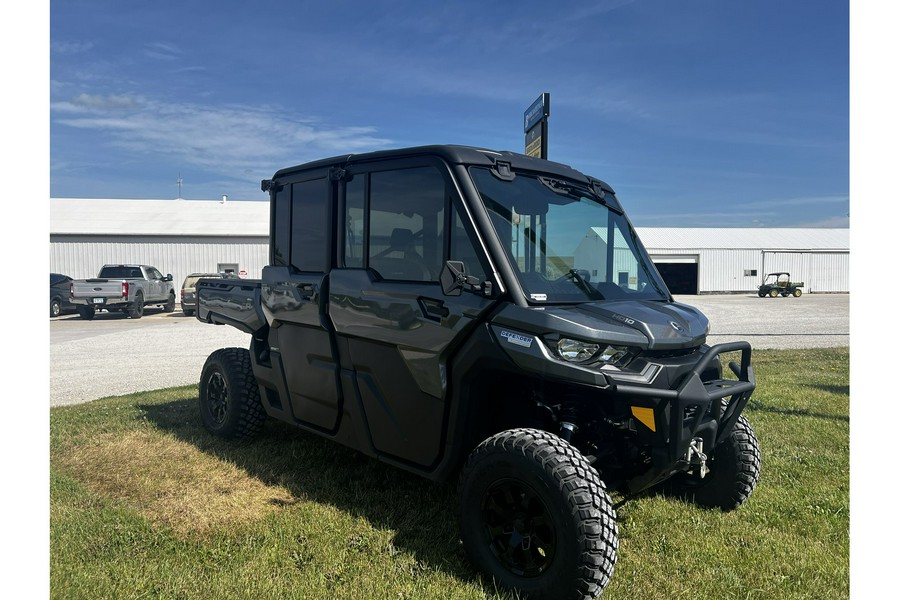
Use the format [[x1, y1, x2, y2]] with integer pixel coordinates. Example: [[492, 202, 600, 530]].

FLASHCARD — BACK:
[[270, 145, 616, 194]]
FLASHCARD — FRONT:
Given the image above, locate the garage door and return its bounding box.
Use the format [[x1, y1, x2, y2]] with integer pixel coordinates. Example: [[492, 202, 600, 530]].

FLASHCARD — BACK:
[[650, 255, 699, 295]]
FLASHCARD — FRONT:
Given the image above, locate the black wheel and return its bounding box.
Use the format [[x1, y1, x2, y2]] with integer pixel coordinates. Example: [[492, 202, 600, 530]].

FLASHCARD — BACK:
[[757, 291, 765, 298], [183, 309, 195, 317], [781, 292, 789, 297], [50, 298, 61, 318], [458, 428, 618, 600], [199, 347, 265, 440], [128, 292, 144, 319], [768, 289, 779, 298], [664, 415, 761, 511], [793, 289, 802, 297], [163, 292, 176, 313], [76, 306, 95, 320]]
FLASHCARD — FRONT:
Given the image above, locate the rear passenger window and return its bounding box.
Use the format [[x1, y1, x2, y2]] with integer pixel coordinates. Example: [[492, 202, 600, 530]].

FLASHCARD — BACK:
[[290, 178, 329, 272]]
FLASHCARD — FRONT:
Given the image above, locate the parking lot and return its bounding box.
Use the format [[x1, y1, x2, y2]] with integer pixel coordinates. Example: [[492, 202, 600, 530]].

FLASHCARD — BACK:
[[49, 294, 849, 407]]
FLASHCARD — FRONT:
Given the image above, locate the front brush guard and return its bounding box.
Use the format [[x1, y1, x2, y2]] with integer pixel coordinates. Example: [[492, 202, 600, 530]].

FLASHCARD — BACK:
[[612, 341, 755, 494]]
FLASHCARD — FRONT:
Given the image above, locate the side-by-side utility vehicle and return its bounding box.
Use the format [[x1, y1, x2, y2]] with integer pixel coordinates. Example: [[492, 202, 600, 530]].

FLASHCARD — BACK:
[[196, 145, 760, 599], [758, 272, 804, 298]]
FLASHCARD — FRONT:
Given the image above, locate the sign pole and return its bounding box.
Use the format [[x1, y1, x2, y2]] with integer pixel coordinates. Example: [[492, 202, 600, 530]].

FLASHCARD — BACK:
[[524, 93, 550, 159]]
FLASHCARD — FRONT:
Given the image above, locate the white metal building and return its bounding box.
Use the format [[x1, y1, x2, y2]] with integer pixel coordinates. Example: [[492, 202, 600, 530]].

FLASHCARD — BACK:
[[50, 198, 269, 290], [637, 227, 850, 294], [50, 198, 849, 295]]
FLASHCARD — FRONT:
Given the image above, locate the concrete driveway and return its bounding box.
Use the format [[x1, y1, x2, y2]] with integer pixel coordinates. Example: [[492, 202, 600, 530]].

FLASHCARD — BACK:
[[50, 294, 848, 407]]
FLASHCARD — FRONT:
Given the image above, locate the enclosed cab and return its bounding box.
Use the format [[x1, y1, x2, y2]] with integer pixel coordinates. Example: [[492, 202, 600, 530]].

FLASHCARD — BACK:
[[197, 145, 760, 600]]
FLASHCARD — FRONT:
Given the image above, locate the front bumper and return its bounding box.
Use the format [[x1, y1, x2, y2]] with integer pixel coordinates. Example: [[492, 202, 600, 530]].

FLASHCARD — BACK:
[[612, 341, 755, 494]]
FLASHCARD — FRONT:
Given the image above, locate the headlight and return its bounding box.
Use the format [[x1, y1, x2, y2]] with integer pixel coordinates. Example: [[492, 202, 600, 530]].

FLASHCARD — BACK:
[[556, 338, 633, 366], [556, 338, 600, 362], [598, 345, 631, 364]]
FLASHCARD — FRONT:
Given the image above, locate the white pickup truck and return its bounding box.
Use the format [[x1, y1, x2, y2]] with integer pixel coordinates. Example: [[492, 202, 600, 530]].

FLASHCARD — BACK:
[[69, 264, 176, 320]]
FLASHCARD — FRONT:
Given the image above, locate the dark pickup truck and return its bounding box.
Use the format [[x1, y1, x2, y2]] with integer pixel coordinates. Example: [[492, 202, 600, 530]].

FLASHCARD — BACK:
[[196, 145, 760, 599]]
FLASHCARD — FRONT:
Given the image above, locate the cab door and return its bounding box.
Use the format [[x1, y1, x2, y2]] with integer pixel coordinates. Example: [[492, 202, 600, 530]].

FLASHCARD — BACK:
[[328, 158, 497, 468], [262, 169, 344, 432], [145, 267, 165, 300]]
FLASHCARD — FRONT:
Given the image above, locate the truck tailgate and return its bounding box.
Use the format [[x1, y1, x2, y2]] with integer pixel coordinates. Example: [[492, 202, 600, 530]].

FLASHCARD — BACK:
[[196, 278, 265, 334], [71, 279, 126, 299]]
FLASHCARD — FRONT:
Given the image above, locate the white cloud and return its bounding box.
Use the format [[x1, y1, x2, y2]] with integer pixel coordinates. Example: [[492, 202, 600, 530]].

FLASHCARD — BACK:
[[745, 194, 849, 209], [51, 93, 392, 188], [144, 41, 182, 60], [51, 40, 94, 54]]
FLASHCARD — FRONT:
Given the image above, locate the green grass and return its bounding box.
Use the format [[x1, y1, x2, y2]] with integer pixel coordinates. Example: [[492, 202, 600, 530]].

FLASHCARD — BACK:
[[50, 348, 849, 599]]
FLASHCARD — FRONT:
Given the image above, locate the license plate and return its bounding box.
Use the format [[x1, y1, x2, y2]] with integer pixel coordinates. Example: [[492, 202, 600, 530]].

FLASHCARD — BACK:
[[92, 297, 105, 304]]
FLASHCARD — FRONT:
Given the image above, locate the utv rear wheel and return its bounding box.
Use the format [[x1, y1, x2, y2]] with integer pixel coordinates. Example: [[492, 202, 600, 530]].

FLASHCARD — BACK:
[[199, 347, 265, 441], [458, 428, 618, 600], [77, 306, 95, 320], [665, 415, 760, 511], [128, 292, 144, 318]]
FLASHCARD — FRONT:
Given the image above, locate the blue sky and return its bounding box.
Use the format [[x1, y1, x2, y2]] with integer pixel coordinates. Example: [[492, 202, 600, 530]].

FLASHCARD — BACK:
[[49, 0, 849, 227]]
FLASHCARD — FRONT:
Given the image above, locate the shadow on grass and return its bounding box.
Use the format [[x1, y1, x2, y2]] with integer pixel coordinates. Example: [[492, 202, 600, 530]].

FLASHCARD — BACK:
[[807, 383, 850, 396], [747, 399, 849, 423], [137, 397, 477, 585]]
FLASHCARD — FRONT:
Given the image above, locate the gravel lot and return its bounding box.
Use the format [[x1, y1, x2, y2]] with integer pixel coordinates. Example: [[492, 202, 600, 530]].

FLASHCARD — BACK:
[[50, 294, 849, 407]]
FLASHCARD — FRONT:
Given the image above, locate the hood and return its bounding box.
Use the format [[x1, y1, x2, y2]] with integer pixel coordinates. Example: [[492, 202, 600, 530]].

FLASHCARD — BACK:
[[492, 299, 708, 350]]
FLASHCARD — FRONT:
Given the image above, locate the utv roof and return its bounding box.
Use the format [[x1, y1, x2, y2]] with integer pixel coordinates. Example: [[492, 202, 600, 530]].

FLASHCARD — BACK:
[[268, 144, 615, 193]]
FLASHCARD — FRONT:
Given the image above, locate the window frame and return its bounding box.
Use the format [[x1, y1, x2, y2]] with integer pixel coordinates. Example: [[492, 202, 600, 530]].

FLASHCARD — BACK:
[[338, 156, 483, 284], [269, 167, 335, 274]]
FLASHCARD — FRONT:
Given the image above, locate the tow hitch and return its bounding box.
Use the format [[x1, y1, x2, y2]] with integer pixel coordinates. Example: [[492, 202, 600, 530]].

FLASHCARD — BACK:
[[686, 437, 709, 478]]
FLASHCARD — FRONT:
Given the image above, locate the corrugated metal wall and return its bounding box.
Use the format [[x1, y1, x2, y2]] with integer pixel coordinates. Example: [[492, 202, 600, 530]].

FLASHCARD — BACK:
[[49, 234, 849, 296], [50, 235, 269, 291], [646, 247, 849, 293]]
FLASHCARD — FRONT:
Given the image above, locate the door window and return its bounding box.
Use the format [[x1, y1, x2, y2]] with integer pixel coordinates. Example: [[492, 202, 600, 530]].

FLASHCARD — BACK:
[[340, 163, 490, 286], [368, 167, 445, 282], [290, 178, 329, 272]]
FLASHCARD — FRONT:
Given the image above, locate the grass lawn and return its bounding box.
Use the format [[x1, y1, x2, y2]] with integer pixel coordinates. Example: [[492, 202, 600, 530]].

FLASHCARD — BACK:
[[50, 348, 849, 599]]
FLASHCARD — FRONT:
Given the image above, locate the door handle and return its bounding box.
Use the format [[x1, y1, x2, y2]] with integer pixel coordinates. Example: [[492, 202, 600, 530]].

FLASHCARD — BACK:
[[418, 297, 449, 321]]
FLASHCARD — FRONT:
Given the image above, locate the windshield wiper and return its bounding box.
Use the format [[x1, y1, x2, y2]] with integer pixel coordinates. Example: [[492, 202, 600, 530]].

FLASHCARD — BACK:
[[563, 269, 605, 300], [538, 177, 588, 197], [538, 177, 622, 214]]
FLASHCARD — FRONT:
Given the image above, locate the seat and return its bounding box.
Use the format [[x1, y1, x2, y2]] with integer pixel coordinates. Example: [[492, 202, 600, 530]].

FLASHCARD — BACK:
[[370, 228, 433, 281]]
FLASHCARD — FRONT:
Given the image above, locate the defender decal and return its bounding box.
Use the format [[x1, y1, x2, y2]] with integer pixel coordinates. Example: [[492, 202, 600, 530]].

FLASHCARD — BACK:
[[500, 330, 533, 348]]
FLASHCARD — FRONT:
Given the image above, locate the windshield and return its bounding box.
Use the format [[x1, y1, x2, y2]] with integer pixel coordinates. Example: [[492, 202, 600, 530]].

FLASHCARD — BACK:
[[470, 167, 670, 303]]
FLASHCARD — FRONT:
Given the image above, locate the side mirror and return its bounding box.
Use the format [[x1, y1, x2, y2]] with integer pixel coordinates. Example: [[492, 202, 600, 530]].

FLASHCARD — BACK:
[[165, 274, 173, 282], [440, 261, 492, 297], [440, 261, 466, 296]]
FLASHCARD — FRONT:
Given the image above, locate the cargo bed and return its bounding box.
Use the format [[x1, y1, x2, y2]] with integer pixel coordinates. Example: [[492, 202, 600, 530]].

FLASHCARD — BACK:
[[196, 278, 265, 334]]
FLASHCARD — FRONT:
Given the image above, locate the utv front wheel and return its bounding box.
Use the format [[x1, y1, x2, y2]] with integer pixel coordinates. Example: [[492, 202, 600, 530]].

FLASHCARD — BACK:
[[768, 289, 779, 298], [199, 347, 265, 440], [793, 289, 802, 297], [458, 428, 618, 600], [665, 415, 761, 511]]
